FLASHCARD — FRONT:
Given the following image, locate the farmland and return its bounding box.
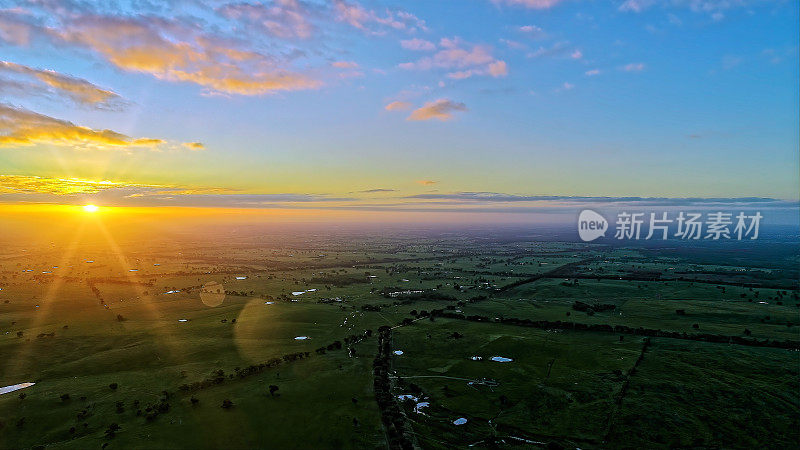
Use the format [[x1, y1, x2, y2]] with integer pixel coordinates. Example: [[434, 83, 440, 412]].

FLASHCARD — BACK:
[[0, 225, 798, 449]]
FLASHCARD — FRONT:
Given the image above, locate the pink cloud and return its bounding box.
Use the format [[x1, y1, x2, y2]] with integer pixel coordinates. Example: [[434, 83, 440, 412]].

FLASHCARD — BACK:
[[334, 0, 427, 34], [488, 60, 508, 77], [493, 0, 567, 9], [332, 61, 359, 69], [401, 38, 436, 51], [218, 0, 315, 39], [400, 37, 507, 79]]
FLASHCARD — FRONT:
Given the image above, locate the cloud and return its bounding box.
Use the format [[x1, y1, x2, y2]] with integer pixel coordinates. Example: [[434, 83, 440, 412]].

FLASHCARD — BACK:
[[527, 41, 581, 60], [399, 37, 507, 79], [619, 0, 654, 13], [359, 188, 396, 193], [518, 25, 546, 38], [0, 7, 322, 97], [488, 60, 508, 77], [217, 0, 315, 39], [400, 38, 436, 51], [0, 1, 427, 97], [0, 175, 151, 195], [403, 192, 797, 207], [332, 61, 359, 69], [500, 39, 527, 50], [559, 82, 574, 91], [492, 0, 567, 9], [721, 55, 743, 70], [0, 61, 123, 108], [60, 15, 322, 96], [407, 99, 467, 121], [619, 0, 754, 20], [0, 175, 223, 197], [0, 174, 357, 207], [5, 175, 794, 214], [447, 70, 474, 80], [0, 104, 169, 149], [585, 69, 601, 76], [182, 142, 205, 150], [334, 0, 427, 34], [622, 62, 646, 72], [385, 101, 412, 111], [0, 11, 37, 46]]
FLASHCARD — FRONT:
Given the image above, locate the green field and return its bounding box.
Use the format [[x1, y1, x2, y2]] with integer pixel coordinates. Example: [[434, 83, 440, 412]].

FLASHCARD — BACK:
[[1, 232, 798, 449]]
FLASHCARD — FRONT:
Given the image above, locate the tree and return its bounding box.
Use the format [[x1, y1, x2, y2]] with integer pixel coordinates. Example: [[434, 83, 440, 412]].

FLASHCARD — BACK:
[[109, 383, 118, 390], [104, 423, 121, 438], [221, 399, 233, 409], [499, 395, 509, 408], [269, 385, 279, 397]]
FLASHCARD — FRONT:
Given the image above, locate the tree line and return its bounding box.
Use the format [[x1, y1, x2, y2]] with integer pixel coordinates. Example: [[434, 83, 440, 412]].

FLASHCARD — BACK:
[[427, 310, 800, 350]]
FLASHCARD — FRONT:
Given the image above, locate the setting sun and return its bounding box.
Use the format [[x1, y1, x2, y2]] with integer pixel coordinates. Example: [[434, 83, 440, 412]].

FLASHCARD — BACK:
[[83, 204, 99, 213]]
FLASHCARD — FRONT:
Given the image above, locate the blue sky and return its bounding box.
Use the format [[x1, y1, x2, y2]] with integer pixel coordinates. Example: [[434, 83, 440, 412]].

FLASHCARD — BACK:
[[0, 0, 797, 218]]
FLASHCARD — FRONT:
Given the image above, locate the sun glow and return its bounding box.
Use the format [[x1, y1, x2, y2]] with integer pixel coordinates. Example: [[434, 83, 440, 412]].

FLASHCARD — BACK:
[[83, 204, 99, 213]]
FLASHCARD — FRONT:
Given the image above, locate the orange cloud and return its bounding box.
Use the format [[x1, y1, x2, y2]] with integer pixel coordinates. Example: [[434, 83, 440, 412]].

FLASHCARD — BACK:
[[182, 142, 205, 151], [407, 99, 467, 121], [385, 101, 412, 111], [0, 104, 166, 149], [0, 176, 224, 198], [54, 16, 321, 96], [0, 175, 132, 195], [416, 180, 438, 185]]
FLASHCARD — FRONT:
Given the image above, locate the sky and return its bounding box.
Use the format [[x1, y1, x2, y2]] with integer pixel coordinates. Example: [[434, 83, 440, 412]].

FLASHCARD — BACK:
[[0, 0, 798, 222]]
